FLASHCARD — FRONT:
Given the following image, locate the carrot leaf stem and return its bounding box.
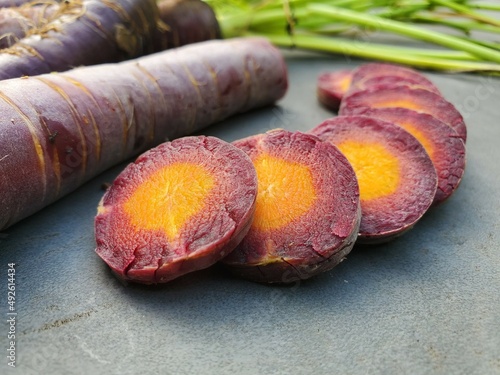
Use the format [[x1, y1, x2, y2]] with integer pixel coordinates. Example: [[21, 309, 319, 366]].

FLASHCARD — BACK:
[[207, 0, 500, 73]]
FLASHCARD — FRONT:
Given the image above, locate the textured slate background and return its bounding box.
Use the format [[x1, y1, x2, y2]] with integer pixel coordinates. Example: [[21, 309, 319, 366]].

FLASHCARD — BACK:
[[1, 51, 499, 375]]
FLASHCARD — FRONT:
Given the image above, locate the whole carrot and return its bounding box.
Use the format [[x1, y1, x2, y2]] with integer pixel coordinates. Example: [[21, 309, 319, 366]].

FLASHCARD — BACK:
[[0, 2, 57, 49], [0, 0, 160, 79], [0, 0, 222, 80], [0, 37, 288, 231], [154, 0, 221, 51], [0, 0, 220, 53], [0, 0, 31, 7]]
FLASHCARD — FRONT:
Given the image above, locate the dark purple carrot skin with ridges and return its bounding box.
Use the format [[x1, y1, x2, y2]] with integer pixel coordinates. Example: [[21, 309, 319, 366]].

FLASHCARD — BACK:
[[0, 37, 288, 231], [0, 7, 33, 49], [339, 86, 467, 143], [154, 0, 221, 51], [0, 2, 63, 49], [0, 0, 30, 7], [0, 0, 220, 52], [0, 0, 161, 80], [95, 136, 258, 284], [223, 129, 361, 283]]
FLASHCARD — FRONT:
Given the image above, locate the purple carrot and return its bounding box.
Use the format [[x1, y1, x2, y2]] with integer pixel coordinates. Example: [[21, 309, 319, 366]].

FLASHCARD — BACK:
[[0, 0, 160, 79], [0, 2, 57, 49], [154, 0, 221, 51], [0, 0, 33, 7], [0, 37, 288, 231], [0, 0, 221, 52]]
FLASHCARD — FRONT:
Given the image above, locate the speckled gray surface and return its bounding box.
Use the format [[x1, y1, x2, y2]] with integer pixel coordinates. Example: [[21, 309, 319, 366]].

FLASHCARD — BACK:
[[1, 51, 499, 375]]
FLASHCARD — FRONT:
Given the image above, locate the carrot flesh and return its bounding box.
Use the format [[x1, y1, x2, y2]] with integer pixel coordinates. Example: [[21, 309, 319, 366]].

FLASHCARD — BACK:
[[122, 162, 215, 240], [252, 154, 317, 231], [336, 140, 400, 201]]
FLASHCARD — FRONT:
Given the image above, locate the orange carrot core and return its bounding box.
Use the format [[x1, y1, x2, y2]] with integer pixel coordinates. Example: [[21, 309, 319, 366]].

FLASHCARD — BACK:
[[337, 141, 400, 201], [372, 99, 421, 111], [123, 162, 214, 239], [252, 154, 316, 231], [398, 123, 434, 158], [338, 75, 352, 94]]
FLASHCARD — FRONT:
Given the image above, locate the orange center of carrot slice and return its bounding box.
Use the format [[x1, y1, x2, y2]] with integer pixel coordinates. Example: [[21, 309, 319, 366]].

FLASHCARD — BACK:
[[337, 141, 400, 201], [339, 75, 352, 94], [123, 162, 214, 239], [252, 154, 316, 231], [372, 99, 421, 111], [398, 123, 434, 158]]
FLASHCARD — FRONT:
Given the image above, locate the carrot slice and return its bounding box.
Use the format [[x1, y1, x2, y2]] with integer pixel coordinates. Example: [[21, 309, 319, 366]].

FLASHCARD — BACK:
[[311, 115, 437, 244], [95, 136, 258, 284], [223, 129, 361, 283], [317, 69, 353, 111], [348, 63, 441, 95], [340, 86, 467, 142], [347, 107, 466, 206]]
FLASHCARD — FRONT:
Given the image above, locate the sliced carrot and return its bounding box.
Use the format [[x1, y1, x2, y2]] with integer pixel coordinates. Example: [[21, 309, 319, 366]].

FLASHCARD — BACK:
[[311, 115, 437, 244], [223, 129, 360, 283]]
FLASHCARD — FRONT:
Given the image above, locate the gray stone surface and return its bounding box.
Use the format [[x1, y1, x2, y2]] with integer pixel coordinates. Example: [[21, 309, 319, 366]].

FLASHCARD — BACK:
[[1, 51, 499, 375]]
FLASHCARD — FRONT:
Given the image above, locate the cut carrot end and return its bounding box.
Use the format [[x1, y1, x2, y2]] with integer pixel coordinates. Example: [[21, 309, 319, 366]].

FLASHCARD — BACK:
[[336, 140, 400, 201], [123, 162, 214, 240], [317, 70, 354, 111], [252, 154, 316, 231]]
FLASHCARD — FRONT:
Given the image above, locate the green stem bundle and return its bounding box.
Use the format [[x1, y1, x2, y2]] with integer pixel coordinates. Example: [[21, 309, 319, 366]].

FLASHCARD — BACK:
[[206, 0, 500, 73]]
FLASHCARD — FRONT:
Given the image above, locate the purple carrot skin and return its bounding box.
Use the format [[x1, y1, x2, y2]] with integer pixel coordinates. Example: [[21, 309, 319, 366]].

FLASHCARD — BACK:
[[16, 0, 58, 20], [348, 75, 442, 96], [0, 2, 57, 49], [0, 0, 162, 80], [0, 37, 288, 231], [154, 0, 221, 51], [0, 0, 31, 7], [317, 63, 440, 112], [0, 0, 219, 51], [0, 7, 31, 49]]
